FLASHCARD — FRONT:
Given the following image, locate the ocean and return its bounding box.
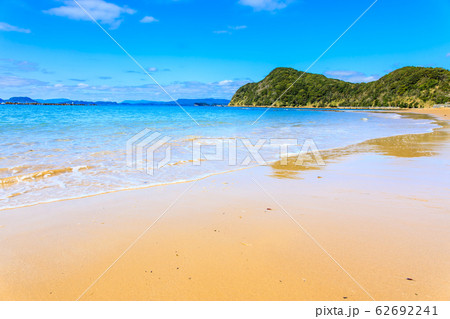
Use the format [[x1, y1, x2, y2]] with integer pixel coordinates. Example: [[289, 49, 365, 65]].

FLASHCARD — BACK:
[[0, 104, 437, 210]]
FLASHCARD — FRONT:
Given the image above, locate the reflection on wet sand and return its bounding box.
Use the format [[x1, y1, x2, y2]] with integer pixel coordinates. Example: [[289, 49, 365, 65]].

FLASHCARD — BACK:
[[270, 113, 449, 180]]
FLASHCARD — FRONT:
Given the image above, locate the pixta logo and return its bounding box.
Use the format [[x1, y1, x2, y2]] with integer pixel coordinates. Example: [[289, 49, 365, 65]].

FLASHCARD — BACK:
[[127, 130, 325, 175], [126, 129, 172, 175]]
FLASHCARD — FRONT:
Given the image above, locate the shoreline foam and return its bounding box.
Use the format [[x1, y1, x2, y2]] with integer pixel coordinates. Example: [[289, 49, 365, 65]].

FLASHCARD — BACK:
[[0, 110, 440, 212]]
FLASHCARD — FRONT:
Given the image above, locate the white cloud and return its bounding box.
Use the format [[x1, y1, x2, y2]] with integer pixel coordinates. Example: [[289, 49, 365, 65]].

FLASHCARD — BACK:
[[146, 67, 170, 73], [44, 0, 136, 28], [213, 30, 231, 35], [229, 25, 247, 30], [0, 75, 47, 87], [140, 16, 158, 23], [218, 80, 233, 86], [0, 76, 252, 101], [0, 58, 40, 72], [214, 25, 247, 35], [0, 22, 31, 33], [325, 70, 379, 83], [238, 0, 290, 11]]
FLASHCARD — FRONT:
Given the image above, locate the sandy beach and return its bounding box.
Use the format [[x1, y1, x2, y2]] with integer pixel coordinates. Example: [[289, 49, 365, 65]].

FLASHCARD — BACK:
[[0, 109, 449, 301]]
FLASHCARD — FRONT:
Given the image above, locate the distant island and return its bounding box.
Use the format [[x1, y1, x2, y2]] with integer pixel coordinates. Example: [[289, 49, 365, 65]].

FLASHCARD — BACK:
[[0, 97, 230, 107], [230, 66, 450, 108]]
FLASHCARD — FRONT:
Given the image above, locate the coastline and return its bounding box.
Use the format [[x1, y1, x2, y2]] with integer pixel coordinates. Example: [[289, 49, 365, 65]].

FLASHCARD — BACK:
[[228, 105, 450, 113], [394, 107, 449, 120], [2, 107, 438, 212], [0, 108, 449, 301]]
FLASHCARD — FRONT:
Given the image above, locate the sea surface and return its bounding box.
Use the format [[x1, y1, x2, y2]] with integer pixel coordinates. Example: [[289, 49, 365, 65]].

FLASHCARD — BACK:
[[0, 104, 437, 210]]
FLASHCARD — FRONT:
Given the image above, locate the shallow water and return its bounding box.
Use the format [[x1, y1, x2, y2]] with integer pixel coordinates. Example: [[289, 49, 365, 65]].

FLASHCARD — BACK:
[[0, 105, 437, 209]]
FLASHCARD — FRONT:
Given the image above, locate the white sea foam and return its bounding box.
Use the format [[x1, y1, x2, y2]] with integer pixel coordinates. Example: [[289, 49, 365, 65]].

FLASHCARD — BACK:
[[0, 105, 437, 210]]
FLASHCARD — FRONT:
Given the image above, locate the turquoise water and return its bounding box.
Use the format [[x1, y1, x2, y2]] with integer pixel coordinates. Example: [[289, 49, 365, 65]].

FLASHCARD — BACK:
[[0, 105, 436, 209]]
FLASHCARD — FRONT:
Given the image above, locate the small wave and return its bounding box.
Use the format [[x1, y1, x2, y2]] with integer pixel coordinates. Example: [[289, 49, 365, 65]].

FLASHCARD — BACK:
[[166, 159, 205, 167], [0, 166, 90, 187], [11, 165, 33, 174], [90, 150, 114, 157], [180, 135, 203, 142]]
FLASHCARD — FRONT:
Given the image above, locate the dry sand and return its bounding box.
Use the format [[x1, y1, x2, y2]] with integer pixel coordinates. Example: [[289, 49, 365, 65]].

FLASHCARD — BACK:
[[0, 109, 449, 301]]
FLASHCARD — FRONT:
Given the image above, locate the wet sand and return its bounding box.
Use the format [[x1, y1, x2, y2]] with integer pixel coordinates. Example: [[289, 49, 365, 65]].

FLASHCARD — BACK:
[[0, 109, 449, 301], [396, 107, 450, 119]]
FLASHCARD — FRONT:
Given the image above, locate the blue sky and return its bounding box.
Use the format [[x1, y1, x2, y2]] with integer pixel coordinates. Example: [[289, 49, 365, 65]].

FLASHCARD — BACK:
[[0, 0, 449, 102]]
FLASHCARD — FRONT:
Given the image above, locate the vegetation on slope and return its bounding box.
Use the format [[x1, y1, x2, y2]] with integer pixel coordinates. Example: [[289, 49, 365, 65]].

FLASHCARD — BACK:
[[229, 67, 450, 108]]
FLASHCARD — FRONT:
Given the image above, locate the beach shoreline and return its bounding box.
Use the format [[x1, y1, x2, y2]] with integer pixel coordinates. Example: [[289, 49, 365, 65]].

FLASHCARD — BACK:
[[0, 107, 444, 212], [0, 108, 449, 301], [394, 107, 450, 120]]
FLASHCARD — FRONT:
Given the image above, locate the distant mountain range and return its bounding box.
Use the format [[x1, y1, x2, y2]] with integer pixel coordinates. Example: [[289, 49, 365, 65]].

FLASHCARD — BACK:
[[230, 66, 450, 108], [121, 98, 231, 106], [0, 97, 230, 106]]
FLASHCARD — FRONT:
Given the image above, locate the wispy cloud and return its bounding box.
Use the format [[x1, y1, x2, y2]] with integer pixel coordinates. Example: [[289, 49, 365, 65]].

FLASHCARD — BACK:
[[324, 70, 380, 83], [0, 59, 53, 75], [0, 22, 30, 33], [126, 67, 170, 73], [229, 25, 247, 30], [446, 53, 450, 57], [147, 67, 170, 73], [0, 59, 40, 72], [43, 0, 136, 29], [69, 78, 87, 82], [0, 75, 47, 87], [0, 77, 251, 100], [96, 78, 253, 99], [99, 76, 112, 80], [140, 16, 158, 23], [41, 69, 54, 74], [213, 30, 231, 35], [214, 25, 247, 35], [238, 0, 290, 11]]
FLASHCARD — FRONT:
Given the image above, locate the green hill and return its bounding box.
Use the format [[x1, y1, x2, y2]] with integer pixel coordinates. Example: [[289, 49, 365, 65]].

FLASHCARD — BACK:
[[229, 66, 450, 108]]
